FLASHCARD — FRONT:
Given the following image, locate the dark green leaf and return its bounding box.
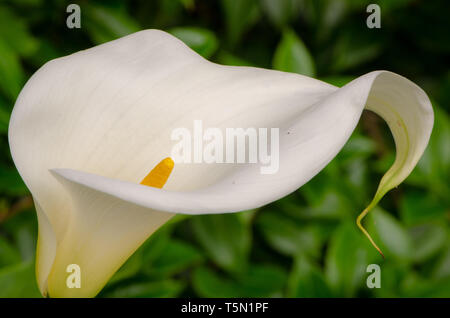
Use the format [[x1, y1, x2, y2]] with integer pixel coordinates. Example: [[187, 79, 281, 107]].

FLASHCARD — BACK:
[[0, 261, 41, 297], [260, 0, 302, 28], [256, 211, 322, 257], [288, 256, 333, 297], [191, 213, 251, 274], [0, 236, 21, 267], [400, 191, 447, 225], [0, 40, 24, 100], [220, 0, 260, 47], [401, 273, 450, 297], [331, 34, 381, 72], [409, 223, 447, 263], [0, 166, 28, 196], [103, 280, 185, 298], [237, 264, 287, 297], [325, 222, 377, 297], [140, 223, 173, 265], [216, 51, 255, 66], [0, 103, 10, 134], [108, 249, 143, 284], [145, 239, 204, 277], [373, 263, 408, 297], [0, 7, 38, 57], [192, 265, 287, 297], [321, 76, 354, 87], [407, 107, 450, 199], [367, 208, 413, 262], [169, 27, 218, 58], [273, 29, 316, 76], [84, 4, 140, 44], [192, 266, 240, 297], [432, 245, 450, 280]]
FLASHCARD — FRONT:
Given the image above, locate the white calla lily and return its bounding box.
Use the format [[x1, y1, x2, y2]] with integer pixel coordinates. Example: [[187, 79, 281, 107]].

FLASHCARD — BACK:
[[8, 30, 433, 297]]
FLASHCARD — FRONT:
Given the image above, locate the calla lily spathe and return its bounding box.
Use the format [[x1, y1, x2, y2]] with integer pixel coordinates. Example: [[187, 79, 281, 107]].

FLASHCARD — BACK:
[[8, 30, 433, 297]]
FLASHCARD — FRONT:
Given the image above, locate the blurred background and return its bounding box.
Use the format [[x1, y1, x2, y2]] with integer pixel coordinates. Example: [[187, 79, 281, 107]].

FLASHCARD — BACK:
[[0, 0, 449, 297]]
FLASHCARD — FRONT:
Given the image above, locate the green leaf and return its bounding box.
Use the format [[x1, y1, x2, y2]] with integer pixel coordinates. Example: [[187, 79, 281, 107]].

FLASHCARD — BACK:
[[331, 34, 381, 72], [179, 0, 195, 10], [376, 0, 417, 11], [409, 223, 447, 263], [400, 191, 447, 225], [273, 28, 316, 77], [0, 261, 41, 297], [103, 280, 185, 298], [108, 249, 143, 284], [367, 208, 413, 262], [325, 222, 376, 297], [140, 223, 173, 264], [220, 0, 260, 47], [0, 102, 10, 134], [144, 239, 204, 277], [84, 4, 140, 44], [298, 171, 354, 220], [342, 158, 370, 197], [0, 166, 29, 196], [320, 76, 354, 87], [338, 134, 377, 162], [256, 211, 322, 257], [287, 256, 333, 297], [401, 273, 450, 297], [27, 40, 61, 68], [372, 263, 408, 297], [192, 267, 240, 297], [2, 0, 43, 7], [0, 236, 21, 267], [192, 265, 287, 297], [191, 213, 251, 274], [14, 218, 37, 261], [169, 27, 218, 59], [2, 209, 38, 261], [406, 107, 450, 199], [260, 0, 302, 28], [216, 51, 255, 66], [314, 0, 349, 43], [432, 244, 450, 280], [0, 7, 39, 57], [0, 40, 24, 100], [237, 264, 287, 297]]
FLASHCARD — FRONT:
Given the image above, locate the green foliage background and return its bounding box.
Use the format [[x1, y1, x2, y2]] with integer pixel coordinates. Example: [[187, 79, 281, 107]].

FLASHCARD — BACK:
[[0, 0, 449, 298]]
